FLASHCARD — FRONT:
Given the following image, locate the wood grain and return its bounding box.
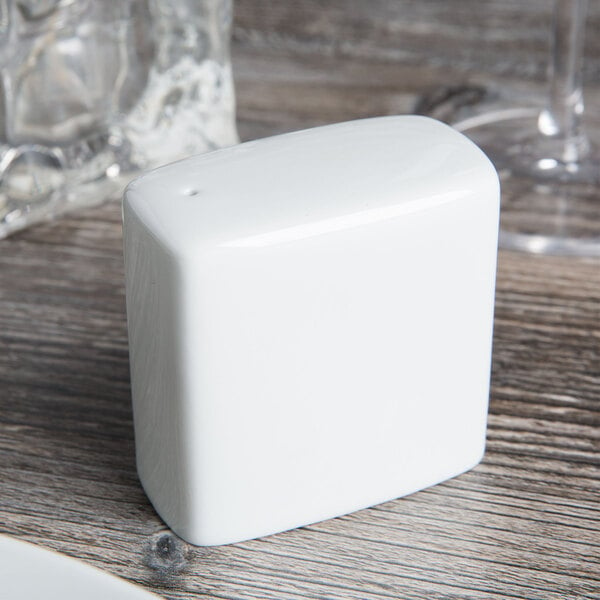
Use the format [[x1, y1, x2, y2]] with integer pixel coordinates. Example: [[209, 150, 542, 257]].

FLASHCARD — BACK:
[[1, 2, 599, 599], [233, 0, 600, 81]]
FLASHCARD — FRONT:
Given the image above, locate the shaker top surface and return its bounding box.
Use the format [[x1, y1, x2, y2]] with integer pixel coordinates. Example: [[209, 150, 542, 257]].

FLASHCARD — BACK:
[[124, 116, 498, 254]]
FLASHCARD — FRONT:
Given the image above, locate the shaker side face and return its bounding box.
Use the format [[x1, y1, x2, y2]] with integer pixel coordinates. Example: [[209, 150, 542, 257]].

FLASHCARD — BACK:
[[123, 197, 193, 536]]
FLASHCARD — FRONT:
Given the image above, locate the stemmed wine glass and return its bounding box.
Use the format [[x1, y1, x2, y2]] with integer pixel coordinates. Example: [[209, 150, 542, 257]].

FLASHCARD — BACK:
[[416, 0, 600, 256]]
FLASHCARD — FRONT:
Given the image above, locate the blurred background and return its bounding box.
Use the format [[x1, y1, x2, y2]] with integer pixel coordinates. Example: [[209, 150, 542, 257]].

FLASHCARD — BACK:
[[232, 0, 600, 139], [3, 0, 600, 249]]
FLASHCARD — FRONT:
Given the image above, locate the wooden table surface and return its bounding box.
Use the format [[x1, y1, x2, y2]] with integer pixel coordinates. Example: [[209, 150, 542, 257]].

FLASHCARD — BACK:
[[1, 2, 599, 599]]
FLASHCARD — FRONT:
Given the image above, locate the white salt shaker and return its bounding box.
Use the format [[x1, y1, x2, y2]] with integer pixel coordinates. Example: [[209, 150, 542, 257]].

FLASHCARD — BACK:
[[123, 116, 499, 546]]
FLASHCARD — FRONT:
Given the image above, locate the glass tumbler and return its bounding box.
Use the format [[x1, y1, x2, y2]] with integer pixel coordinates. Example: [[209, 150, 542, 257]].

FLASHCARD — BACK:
[[415, 0, 600, 256], [0, 0, 238, 238]]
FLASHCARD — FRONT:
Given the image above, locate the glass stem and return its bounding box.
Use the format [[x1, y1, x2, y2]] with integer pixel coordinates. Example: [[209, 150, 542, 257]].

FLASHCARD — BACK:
[[538, 0, 589, 163]]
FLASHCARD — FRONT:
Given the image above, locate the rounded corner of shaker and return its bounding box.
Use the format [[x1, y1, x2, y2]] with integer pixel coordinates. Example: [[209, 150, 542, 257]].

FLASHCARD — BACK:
[[165, 521, 237, 548], [405, 114, 444, 127], [402, 114, 455, 134], [123, 175, 145, 206], [468, 435, 488, 472], [122, 178, 141, 221], [479, 152, 502, 208]]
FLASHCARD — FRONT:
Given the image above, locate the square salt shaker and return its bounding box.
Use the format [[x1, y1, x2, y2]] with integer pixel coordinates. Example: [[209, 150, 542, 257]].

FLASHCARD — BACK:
[[123, 116, 500, 546]]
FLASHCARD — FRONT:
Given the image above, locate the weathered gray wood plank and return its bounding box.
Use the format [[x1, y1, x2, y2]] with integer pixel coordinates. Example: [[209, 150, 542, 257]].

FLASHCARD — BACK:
[[233, 0, 600, 80], [1, 2, 599, 599]]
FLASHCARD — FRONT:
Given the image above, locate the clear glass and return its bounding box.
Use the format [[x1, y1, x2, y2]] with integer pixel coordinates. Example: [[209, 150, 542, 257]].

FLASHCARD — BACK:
[[415, 0, 600, 256], [0, 0, 238, 238]]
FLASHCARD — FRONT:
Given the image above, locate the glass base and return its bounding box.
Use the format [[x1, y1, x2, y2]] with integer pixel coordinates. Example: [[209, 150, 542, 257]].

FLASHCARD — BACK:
[[416, 84, 600, 257]]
